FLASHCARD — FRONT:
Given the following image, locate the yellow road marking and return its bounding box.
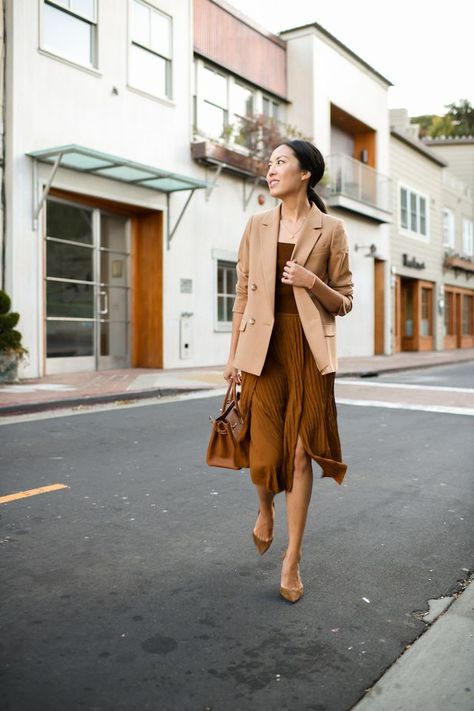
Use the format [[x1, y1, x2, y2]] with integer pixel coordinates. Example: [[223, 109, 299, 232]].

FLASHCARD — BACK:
[[0, 483, 70, 504]]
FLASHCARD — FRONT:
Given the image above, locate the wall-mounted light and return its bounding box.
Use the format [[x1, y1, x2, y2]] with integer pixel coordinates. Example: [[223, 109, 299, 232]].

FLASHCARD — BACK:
[[354, 243, 381, 258]]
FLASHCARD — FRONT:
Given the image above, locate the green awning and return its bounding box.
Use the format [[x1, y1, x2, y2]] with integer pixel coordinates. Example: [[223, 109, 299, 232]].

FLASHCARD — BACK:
[[27, 144, 209, 193]]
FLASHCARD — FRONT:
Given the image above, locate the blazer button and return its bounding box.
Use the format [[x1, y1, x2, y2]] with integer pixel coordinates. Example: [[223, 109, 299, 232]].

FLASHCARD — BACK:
[[250, 283, 257, 291], [248, 318, 256, 325]]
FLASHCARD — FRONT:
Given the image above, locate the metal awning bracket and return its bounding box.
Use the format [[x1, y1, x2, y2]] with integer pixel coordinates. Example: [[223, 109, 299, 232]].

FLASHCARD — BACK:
[[167, 189, 196, 249], [205, 163, 224, 201], [32, 152, 64, 230], [243, 175, 262, 210]]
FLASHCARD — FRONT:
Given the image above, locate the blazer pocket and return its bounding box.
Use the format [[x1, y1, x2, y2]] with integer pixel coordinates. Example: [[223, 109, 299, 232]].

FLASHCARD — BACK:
[[239, 318, 248, 332]]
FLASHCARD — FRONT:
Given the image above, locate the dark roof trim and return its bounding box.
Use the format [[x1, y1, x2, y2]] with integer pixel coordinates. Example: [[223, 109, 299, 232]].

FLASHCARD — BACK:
[[280, 22, 393, 87], [194, 50, 290, 103], [391, 129, 448, 167], [424, 137, 474, 146], [207, 0, 286, 48]]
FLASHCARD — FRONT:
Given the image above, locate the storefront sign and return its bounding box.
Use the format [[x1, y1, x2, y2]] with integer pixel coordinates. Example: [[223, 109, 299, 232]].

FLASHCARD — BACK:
[[402, 253, 425, 270]]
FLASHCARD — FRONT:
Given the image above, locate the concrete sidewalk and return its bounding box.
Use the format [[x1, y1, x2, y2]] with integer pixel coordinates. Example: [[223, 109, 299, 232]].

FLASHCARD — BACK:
[[0, 348, 473, 416], [353, 576, 474, 711]]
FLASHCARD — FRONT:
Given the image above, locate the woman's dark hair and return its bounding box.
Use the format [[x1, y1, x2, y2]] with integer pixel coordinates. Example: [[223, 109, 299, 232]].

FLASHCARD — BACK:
[[281, 139, 327, 213]]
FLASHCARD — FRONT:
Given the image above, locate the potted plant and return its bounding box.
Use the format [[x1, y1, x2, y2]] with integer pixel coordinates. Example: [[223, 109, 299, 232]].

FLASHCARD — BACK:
[[0, 290, 28, 383]]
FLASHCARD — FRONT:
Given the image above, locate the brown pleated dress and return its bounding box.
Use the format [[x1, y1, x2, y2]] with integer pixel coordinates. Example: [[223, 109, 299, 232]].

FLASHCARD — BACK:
[[236, 242, 347, 493]]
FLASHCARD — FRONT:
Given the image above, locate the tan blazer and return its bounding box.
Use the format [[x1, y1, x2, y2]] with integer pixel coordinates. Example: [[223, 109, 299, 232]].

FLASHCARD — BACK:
[[232, 202, 353, 376]]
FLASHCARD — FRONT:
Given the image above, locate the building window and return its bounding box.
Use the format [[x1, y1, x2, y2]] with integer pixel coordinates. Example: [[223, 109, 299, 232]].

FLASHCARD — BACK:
[[42, 0, 97, 68], [217, 260, 236, 325], [400, 186, 428, 238], [232, 82, 254, 146], [200, 66, 228, 139], [442, 208, 455, 248], [129, 0, 172, 99], [462, 295, 473, 336], [421, 286, 432, 336], [462, 218, 474, 256], [263, 96, 280, 121]]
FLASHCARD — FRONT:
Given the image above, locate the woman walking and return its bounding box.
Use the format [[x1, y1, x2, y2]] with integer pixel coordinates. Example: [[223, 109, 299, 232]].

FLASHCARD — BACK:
[[223, 140, 353, 603]]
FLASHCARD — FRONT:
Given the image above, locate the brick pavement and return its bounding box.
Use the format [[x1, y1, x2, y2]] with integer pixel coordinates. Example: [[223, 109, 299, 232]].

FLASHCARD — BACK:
[[0, 349, 472, 416]]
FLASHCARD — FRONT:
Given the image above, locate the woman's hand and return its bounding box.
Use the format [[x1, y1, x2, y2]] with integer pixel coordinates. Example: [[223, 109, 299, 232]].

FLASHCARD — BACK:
[[223, 362, 241, 385], [281, 260, 316, 289]]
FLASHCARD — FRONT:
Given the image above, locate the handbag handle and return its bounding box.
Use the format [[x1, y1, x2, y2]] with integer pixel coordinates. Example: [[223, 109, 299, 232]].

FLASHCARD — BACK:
[[221, 379, 242, 419]]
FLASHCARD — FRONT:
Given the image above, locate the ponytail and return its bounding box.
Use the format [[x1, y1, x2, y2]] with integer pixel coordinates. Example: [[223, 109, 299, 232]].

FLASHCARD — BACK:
[[307, 185, 327, 214]]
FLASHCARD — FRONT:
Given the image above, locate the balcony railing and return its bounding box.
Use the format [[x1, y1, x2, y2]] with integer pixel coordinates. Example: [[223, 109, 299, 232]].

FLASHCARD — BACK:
[[323, 153, 392, 221]]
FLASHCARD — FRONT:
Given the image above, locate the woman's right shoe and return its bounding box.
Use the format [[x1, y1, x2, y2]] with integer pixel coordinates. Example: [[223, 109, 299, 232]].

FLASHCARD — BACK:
[[252, 501, 275, 555]]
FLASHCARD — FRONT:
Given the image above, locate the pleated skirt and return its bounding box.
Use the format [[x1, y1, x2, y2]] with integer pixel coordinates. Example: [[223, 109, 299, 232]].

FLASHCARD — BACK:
[[236, 313, 347, 493]]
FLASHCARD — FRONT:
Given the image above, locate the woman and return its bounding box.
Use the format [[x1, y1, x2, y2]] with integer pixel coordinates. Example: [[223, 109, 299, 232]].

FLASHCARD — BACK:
[[223, 140, 353, 603]]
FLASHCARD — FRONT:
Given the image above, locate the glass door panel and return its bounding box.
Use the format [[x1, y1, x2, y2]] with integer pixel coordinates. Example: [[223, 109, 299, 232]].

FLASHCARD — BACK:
[[45, 200, 131, 373], [98, 214, 130, 369]]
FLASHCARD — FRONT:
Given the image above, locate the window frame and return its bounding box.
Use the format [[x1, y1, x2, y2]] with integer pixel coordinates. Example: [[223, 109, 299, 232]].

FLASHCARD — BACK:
[[462, 217, 474, 256], [398, 182, 430, 242], [442, 207, 455, 249], [194, 59, 284, 148], [128, 0, 173, 101], [40, 0, 99, 71], [212, 248, 237, 332]]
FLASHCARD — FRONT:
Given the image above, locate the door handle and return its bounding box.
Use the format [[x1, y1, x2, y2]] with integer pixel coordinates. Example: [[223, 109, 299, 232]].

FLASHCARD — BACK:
[[99, 290, 108, 315]]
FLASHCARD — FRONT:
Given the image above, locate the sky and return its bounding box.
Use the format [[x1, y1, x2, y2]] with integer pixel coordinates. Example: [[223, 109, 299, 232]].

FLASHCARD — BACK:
[[228, 0, 474, 117]]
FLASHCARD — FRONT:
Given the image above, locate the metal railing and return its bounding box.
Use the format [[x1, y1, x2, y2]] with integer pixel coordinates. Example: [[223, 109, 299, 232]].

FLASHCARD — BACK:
[[324, 153, 392, 214]]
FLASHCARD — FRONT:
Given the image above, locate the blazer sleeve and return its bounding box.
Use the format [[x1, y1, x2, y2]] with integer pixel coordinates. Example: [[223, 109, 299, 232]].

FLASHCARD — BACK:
[[232, 216, 252, 314], [327, 220, 354, 317]]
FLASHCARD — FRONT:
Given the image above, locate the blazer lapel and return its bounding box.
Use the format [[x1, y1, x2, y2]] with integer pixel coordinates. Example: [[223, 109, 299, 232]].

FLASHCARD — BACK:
[[290, 203, 323, 265], [259, 203, 280, 309]]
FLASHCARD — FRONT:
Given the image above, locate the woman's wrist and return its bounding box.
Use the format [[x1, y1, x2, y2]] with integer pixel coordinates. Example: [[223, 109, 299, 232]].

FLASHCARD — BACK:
[[307, 272, 317, 290]]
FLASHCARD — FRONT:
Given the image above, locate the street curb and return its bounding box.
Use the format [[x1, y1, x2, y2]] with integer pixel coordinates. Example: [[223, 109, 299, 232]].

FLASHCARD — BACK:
[[0, 386, 209, 417], [336, 354, 474, 379], [1, 355, 472, 417]]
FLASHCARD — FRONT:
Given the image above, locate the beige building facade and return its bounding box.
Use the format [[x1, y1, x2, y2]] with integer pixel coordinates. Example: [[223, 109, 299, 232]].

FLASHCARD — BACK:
[[390, 111, 474, 352]]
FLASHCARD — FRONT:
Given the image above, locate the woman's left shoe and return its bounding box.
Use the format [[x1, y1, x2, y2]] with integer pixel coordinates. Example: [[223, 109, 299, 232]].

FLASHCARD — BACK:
[[252, 500, 275, 555], [280, 551, 304, 603]]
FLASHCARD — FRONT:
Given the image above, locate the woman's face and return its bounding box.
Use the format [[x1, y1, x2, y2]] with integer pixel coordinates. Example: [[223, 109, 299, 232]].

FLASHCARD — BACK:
[[266, 144, 310, 199]]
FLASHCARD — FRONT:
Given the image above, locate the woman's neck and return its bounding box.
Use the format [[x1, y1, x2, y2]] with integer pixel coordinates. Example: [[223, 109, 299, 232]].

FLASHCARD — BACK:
[[280, 195, 312, 223]]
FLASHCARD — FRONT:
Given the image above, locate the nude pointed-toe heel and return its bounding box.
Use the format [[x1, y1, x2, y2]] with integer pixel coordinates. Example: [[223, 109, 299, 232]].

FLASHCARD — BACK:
[[252, 501, 275, 555], [280, 551, 304, 603]]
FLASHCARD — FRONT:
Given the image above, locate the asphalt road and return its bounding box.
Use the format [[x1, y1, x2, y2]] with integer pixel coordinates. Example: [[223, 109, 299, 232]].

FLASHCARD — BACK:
[[376, 360, 474, 388], [1, 365, 473, 711]]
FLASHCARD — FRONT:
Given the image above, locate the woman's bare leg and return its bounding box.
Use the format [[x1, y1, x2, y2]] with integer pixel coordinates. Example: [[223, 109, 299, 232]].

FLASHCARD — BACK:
[[281, 436, 313, 588], [253, 485, 275, 540]]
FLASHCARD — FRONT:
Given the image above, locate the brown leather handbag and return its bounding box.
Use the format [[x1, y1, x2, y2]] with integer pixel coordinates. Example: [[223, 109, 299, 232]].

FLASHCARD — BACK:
[[206, 381, 244, 470]]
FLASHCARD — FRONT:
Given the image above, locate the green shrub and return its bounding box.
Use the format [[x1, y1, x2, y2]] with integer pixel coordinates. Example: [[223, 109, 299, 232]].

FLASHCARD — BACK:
[[0, 290, 27, 356]]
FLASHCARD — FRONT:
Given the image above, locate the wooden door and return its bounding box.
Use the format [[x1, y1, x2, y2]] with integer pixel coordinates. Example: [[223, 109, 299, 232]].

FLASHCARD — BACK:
[[131, 212, 163, 368], [401, 278, 418, 351], [374, 259, 385, 354], [394, 275, 401, 353]]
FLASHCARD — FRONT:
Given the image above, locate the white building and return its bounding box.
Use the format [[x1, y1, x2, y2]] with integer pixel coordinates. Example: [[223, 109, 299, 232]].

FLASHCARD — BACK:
[[2, 0, 398, 379]]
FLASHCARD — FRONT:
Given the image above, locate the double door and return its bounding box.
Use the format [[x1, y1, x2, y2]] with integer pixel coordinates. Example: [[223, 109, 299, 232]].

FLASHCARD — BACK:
[[45, 199, 130, 372]]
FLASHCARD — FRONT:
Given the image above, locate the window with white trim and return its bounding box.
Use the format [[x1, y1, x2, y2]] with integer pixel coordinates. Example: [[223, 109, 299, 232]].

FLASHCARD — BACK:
[[217, 260, 237, 326], [232, 82, 254, 147], [462, 218, 474, 256], [200, 65, 228, 139], [129, 0, 172, 99], [400, 186, 428, 237], [262, 95, 280, 121], [42, 0, 97, 68], [442, 208, 455, 248]]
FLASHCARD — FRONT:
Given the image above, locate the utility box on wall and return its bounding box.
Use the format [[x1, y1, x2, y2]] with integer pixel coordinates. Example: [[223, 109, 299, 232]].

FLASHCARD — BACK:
[[179, 313, 193, 359]]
